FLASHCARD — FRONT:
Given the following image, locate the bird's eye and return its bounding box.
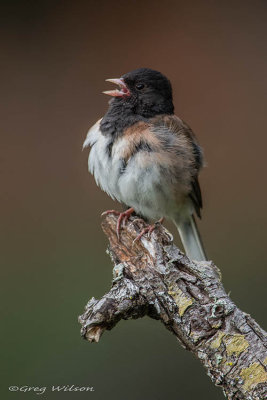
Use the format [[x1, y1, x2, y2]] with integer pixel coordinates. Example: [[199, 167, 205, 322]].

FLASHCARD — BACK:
[[135, 83, 145, 90]]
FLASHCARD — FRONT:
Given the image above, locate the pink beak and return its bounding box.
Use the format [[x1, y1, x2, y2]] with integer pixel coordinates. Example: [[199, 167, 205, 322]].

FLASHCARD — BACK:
[[103, 78, 130, 97]]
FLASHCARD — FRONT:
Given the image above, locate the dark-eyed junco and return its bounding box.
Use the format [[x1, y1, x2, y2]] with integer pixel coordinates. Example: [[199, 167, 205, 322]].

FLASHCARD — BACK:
[[83, 68, 207, 261]]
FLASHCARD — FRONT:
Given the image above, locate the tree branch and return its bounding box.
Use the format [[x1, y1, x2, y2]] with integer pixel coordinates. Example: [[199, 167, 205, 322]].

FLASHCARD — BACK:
[[79, 215, 267, 400]]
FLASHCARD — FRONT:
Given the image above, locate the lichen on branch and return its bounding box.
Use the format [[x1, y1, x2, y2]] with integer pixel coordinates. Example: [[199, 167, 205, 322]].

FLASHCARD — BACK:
[[79, 214, 267, 400]]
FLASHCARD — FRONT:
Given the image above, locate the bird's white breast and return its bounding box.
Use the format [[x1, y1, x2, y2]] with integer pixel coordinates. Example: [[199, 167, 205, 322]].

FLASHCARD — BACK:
[[83, 119, 189, 221], [83, 120, 122, 202]]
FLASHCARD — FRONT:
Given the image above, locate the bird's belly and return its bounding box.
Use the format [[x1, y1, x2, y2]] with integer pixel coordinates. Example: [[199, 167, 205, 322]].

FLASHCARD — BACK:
[[117, 153, 180, 220], [89, 135, 188, 221]]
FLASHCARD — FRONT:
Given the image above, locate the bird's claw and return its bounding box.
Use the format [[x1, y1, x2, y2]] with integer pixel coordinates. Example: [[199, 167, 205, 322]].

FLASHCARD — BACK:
[[101, 208, 135, 240], [133, 218, 164, 243]]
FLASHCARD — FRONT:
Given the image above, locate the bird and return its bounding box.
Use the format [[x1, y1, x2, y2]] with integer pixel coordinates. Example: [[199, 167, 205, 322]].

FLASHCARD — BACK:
[[83, 68, 207, 261]]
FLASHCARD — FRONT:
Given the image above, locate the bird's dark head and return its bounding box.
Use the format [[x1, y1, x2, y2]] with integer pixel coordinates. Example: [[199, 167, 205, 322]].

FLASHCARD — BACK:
[[103, 68, 174, 117]]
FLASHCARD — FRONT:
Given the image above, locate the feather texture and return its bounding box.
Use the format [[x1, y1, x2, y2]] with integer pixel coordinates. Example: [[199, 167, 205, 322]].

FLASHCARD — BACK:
[[84, 115, 204, 225], [84, 72, 207, 261], [174, 214, 207, 261]]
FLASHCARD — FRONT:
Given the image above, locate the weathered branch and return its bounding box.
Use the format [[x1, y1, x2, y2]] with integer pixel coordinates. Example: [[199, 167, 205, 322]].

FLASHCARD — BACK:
[[79, 215, 267, 400]]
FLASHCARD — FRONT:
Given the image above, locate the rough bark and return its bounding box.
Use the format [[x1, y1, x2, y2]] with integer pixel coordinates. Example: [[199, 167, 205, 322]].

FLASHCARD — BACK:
[[79, 214, 267, 400]]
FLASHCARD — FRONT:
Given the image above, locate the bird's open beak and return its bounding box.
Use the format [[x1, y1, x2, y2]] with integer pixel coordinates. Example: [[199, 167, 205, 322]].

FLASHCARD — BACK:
[[103, 78, 130, 97]]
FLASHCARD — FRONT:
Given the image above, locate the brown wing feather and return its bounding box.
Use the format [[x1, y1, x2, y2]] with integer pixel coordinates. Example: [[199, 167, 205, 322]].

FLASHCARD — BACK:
[[151, 115, 204, 218], [189, 177, 202, 218]]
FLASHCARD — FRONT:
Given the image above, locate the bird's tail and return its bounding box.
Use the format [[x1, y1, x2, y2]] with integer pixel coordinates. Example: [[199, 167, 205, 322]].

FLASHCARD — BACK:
[[174, 214, 207, 261]]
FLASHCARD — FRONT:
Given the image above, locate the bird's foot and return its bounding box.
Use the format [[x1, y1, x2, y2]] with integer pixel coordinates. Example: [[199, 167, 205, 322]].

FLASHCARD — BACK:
[[101, 207, 135, 239], [133, 218, 164, 243]]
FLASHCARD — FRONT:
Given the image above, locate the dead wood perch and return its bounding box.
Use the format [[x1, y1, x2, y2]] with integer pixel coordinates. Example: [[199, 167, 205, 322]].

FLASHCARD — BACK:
[[79, 214, 267, 400]]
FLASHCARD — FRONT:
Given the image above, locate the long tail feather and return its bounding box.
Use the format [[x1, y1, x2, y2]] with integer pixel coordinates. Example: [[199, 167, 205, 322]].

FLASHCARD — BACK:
[[174, 215, 207, 261]]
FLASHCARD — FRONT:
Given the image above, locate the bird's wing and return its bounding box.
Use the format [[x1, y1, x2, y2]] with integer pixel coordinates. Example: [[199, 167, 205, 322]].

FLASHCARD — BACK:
[[150, 114, 204, 218]]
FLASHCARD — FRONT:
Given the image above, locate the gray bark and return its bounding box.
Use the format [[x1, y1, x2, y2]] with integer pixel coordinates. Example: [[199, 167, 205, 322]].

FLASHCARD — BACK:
[[79, 214, 267, 400]]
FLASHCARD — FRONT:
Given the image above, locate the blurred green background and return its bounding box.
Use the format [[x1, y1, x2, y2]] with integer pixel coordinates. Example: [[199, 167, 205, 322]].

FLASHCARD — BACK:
[[1, 1, 267, 399]]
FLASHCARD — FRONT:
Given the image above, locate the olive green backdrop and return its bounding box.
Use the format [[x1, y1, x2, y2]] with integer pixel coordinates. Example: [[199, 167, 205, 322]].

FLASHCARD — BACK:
[[1, 1, 267, 399]]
